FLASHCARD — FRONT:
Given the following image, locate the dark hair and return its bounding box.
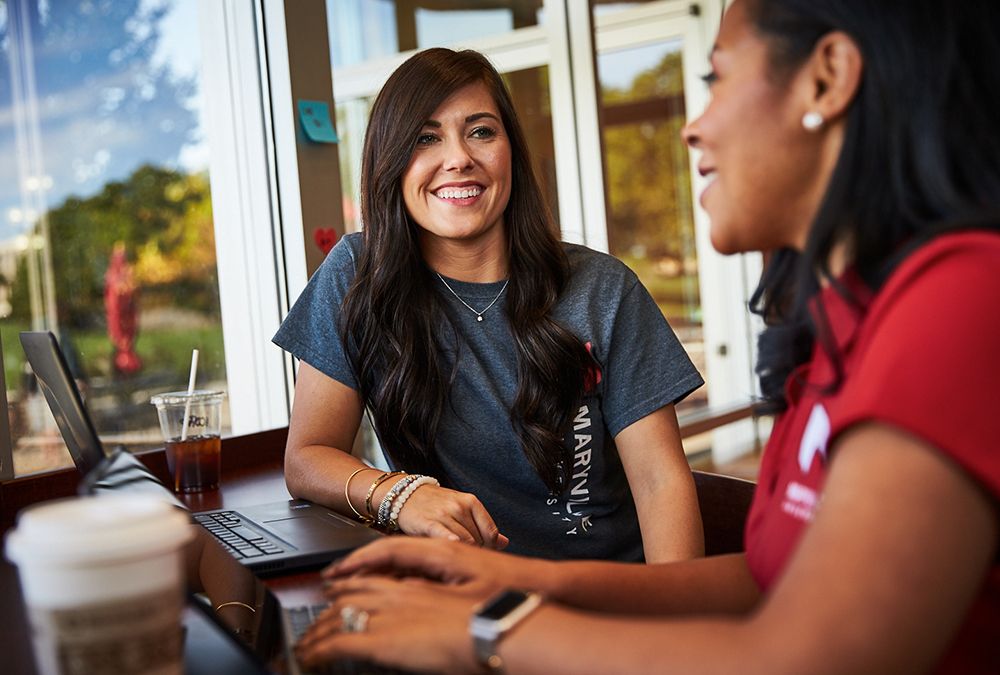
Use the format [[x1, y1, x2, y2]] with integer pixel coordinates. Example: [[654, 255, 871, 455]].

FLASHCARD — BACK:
[[744, 0, 1000, 412], [341, 48, 591, 493]]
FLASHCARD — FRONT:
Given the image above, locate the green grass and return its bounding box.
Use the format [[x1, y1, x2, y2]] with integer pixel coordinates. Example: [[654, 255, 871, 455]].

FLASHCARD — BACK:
[[0, 321, 28, 387], [1, 320, 226, 392]]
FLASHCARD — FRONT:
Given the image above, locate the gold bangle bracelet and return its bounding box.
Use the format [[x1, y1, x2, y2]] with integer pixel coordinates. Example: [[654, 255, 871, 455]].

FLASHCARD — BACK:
[[215, 601, 256, 614], [344, 467, 377, 522], [365, 471, 405, 518]]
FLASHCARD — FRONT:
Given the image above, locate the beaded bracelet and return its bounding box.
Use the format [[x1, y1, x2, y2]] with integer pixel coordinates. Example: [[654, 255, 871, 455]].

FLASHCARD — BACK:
[[364, 471, 405, 519], [388, 476, 439, 532], [376, 474, 421, 528], [344, 466, 378, 522]]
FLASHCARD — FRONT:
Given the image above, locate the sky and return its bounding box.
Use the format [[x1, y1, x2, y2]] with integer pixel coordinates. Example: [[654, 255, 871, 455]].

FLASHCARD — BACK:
[[0, 0, 206, 244]]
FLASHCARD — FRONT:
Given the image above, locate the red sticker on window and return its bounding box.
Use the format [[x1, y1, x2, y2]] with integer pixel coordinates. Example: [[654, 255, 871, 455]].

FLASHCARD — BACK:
[[313, 227, 338, 255]]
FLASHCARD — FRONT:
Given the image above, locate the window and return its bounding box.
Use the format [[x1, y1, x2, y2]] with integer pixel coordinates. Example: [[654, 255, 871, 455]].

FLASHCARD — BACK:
[[1, 0, 229, 475]]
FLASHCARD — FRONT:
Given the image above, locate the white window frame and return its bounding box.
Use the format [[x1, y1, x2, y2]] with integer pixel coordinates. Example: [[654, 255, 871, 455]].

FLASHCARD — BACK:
[[198, 0, 291, 435]]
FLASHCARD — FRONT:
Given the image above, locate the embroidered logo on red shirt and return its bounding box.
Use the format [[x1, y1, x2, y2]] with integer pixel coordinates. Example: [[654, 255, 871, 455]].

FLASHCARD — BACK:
[[797, 403, 830, 473], [781, 403, 830, 522]]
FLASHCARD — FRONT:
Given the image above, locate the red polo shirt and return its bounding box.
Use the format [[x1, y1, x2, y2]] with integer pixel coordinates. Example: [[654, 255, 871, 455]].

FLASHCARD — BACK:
[[745, 231, 1000, 673]]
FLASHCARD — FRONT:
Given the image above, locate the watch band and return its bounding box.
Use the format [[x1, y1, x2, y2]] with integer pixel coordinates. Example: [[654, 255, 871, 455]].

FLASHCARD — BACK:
[[470, 590, 543, 672]]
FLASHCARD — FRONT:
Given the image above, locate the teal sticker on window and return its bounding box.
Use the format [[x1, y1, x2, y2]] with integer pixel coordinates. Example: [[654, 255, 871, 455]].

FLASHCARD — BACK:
[[297, 100, 339, 144]]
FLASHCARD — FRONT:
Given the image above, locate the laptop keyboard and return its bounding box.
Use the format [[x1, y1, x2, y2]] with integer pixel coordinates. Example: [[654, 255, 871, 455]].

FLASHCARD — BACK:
[[287, 603, 399, 675], [286, 603, 331, 643], [194, 511, 287, 559]]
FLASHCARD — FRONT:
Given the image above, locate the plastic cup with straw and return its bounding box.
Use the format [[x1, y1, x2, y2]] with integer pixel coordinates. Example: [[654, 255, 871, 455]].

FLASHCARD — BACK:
[[151, 349, 225, 492]]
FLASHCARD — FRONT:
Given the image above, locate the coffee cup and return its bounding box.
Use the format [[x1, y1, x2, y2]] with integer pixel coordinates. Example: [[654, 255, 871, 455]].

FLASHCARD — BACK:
[[150, 390, 225, 493], [4, 494, 194, 675]]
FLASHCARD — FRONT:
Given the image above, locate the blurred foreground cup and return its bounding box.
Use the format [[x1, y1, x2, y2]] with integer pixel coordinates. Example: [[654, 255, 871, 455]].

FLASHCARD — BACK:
[[150, 390, 225, 493], [4, 494, 193, 675]]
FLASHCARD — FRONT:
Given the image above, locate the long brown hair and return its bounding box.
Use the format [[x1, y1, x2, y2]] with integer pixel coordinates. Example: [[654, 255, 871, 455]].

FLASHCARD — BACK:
[[341, 48, 591, 493], [744, 0, 1000, 413]]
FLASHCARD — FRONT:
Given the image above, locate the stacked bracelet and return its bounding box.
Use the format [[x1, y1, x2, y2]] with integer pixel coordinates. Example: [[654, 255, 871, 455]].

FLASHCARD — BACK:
[[388, 476, 439, 532], [376, 474, 420, 528], [364, 471, 405, 520]]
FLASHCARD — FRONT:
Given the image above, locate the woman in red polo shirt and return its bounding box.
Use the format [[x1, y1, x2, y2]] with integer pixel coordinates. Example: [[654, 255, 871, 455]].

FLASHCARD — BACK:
[[297, 1, 1000, 672]]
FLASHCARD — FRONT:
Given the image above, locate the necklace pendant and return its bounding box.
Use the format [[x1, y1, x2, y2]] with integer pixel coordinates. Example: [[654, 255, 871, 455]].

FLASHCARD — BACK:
[[436, 272, 509, 324]]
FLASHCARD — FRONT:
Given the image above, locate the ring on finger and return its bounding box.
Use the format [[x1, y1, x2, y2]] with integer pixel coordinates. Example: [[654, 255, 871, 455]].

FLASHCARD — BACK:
[[340, 605, 371, 633]]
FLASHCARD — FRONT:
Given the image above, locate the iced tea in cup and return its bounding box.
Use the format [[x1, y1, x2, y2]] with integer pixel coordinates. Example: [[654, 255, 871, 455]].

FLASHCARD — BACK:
[[4, 494, 194, 675], [150, 390, 224, 493]]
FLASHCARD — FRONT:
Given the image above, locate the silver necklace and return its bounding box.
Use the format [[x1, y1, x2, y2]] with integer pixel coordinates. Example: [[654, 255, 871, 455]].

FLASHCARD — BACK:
[[436, 273, 509, 322]]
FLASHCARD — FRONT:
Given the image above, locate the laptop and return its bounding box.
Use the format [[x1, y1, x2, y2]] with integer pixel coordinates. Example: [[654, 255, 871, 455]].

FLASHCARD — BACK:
[[184, 524, 407, 675], [19, 330, 383, 575]]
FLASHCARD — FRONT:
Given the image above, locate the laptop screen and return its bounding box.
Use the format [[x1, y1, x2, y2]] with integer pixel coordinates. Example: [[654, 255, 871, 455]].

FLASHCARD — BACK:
[[19, 331, 107, 474]]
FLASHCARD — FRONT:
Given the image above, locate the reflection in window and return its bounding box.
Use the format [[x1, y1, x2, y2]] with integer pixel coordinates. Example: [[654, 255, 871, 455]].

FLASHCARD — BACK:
[[503, 67, 558, 230], [335, 97, 373, 234], [1, 0, 229, 476]]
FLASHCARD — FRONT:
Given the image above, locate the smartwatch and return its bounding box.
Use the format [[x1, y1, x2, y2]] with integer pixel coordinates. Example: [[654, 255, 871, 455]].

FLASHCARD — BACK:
[[470, 589, 543, 672]]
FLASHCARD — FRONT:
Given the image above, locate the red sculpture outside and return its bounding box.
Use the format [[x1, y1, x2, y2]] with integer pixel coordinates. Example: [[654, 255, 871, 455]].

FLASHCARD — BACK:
[[104, 241, 142, 375]]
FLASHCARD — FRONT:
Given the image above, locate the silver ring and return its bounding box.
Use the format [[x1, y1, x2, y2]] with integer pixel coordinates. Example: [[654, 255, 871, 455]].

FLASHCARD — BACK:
[[340, 605, 370, 633]]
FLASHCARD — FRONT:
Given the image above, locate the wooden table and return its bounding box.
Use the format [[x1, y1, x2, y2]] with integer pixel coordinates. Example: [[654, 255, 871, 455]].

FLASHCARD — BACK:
[[0, 428, 326, 672]]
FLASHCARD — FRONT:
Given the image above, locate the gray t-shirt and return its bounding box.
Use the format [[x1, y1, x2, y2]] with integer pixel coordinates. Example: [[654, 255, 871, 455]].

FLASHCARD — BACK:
[[273, 233, 703, 561]]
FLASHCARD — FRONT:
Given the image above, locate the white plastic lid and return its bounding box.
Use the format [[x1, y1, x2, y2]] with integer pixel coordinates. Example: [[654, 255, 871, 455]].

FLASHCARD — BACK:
[[4, 494, 193, 568]]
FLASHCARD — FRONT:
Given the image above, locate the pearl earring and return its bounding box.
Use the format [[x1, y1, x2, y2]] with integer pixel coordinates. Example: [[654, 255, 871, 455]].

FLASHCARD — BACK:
[[802, 111, 824, 131]]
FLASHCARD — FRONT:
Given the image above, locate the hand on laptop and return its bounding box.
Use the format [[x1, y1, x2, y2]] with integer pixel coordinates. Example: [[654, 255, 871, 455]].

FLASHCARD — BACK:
[[393, 485, 510, 550], [322, 537, 549, 594], [297, 575, 488, 674]]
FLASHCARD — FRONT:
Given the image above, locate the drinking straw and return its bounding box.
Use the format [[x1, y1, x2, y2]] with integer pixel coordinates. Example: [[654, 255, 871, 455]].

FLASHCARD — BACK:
[[180, 349, 199, 441]]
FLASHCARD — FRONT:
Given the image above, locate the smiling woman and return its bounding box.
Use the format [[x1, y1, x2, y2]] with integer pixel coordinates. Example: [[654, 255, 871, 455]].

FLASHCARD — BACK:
[[401, 82, 513, 271], [272, 48, 706, 565]]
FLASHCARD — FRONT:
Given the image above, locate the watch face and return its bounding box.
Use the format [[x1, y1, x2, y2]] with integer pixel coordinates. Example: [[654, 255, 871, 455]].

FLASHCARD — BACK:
[[477, 590, 530, 621]]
